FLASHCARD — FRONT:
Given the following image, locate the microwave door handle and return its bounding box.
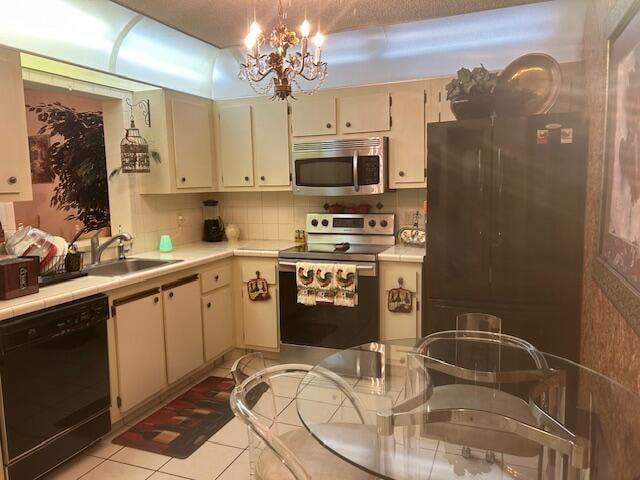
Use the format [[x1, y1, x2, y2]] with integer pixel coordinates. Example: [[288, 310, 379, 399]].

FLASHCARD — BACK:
[[353, 150, 360, 192]]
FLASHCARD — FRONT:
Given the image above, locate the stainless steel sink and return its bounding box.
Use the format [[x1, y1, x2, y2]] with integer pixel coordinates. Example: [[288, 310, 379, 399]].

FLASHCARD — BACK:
[[85, 258, 182, 277]]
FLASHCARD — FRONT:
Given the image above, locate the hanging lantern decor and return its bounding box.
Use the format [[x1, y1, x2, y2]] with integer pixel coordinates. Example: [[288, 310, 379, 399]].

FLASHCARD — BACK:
[[120, 99, 151, 173]]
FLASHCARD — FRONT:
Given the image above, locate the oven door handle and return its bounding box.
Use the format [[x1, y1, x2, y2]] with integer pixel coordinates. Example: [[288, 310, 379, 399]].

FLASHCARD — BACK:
[[353, 150, 360, 192], [278, 261, 374, 271]]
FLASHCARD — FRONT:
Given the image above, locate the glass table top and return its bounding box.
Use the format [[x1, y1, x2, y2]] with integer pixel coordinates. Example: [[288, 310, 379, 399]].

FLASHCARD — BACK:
[[295, 336, 640, 480]]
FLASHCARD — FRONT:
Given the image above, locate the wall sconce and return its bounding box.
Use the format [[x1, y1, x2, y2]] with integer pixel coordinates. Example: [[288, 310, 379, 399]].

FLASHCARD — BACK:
[[120, 99, 151, 174]]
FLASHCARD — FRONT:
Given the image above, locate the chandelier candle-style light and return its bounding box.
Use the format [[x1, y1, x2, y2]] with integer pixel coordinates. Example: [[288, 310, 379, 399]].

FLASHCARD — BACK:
[[239, 0, 327, 100]]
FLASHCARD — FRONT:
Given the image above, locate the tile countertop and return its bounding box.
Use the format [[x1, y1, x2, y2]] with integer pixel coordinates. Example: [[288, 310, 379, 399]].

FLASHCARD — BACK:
[[0, 240, 424, 320], [0, 240, 297, 321], [377, 244, 425, 263]]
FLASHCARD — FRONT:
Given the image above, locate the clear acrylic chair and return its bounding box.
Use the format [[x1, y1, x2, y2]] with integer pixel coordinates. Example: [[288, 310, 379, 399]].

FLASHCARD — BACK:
[[438, 313, 503, 461], [401, 331, 588, 479], [229, 352, 375, 480]]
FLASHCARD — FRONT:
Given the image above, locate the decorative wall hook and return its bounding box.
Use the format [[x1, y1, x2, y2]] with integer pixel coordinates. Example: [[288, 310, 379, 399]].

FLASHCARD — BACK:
[[126, 98, 151, 127]]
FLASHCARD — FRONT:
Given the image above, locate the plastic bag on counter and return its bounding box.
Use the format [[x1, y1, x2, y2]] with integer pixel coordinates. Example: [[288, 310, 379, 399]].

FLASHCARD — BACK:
[[5, 226, 60, 270]]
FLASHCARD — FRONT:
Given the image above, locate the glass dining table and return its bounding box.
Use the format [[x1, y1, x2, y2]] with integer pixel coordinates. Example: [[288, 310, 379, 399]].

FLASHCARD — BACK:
[[294, 335, 640, 480]]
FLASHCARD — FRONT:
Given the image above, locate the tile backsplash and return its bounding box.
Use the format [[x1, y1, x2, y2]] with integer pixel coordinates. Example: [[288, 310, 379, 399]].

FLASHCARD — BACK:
[[130, 193, 206, 253], [1, 189, 425, 252], [214, 190, 426, 242]]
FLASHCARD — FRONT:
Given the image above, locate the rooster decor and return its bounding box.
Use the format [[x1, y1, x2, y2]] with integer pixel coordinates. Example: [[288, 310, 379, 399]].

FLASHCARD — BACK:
[[336, 268, 355, 288]]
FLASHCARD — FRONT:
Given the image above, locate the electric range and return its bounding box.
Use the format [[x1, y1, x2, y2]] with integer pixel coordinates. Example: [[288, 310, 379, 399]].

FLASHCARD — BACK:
[[278, 213, 395, 365]]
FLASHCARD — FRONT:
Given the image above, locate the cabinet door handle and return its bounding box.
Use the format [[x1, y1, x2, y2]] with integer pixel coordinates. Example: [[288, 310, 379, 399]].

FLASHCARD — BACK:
[[8, 176, 16, 185], [168, 291, 174, 298], [214, 275, 219, 281], [398, 171, 405, 177], [345, 121, 351, 128], [260, 175, 266, 181], [326, 123, 332, 129], [244, 176, 250, 182], [181, 177, 186, 183], [154, 297, 159, 304], [207, 302, 212, 308]]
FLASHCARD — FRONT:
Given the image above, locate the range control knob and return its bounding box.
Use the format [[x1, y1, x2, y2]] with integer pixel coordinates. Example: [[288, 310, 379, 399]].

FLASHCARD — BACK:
[[380, 219, 389, 228], [368, 219, 377, 227], [321, 219, 329, 227], [311, 219, 319, 227]]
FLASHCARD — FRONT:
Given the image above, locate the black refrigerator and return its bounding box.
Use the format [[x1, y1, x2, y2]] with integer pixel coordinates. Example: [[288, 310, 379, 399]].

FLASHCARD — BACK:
[[424, 112, 587, 361]]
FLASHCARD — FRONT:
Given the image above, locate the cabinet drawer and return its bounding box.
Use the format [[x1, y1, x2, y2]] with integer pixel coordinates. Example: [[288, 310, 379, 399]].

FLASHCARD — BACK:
[[241, 259, 277, 284], [201, 263, 231, 293], [382, 266, 418, 292]]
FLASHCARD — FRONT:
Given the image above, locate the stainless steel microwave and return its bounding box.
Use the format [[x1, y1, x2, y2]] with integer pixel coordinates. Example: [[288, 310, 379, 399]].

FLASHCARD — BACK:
[[292, 136, 388, 196]]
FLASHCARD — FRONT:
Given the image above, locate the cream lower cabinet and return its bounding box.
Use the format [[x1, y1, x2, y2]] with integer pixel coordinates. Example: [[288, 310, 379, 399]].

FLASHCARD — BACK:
[[380, 262, 422, 340], [163, 275, 205, 384], [113, 288, 167, 412], [239, 258, 279, 349], [202, 286, 233, 361]]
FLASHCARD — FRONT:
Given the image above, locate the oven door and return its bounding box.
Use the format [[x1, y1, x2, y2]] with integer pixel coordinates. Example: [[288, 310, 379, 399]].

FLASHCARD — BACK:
[[292, 137, 387, 196], [278, 260, 380, 350]]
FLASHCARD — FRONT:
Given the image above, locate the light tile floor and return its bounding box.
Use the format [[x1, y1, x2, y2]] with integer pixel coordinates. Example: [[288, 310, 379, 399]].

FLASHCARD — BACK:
[[47, 359, 533, 480]]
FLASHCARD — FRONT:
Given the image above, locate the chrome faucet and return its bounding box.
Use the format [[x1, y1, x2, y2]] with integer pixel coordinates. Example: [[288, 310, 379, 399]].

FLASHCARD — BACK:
[[90, 226, 133, 264]]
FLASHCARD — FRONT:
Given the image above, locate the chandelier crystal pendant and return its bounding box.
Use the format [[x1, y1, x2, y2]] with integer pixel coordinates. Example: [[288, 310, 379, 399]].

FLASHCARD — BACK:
[[238, 0, 327, 100]]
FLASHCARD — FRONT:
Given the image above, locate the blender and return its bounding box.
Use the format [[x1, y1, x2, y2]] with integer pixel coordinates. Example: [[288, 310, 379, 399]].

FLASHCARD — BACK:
[[202, 200, 225, 242]]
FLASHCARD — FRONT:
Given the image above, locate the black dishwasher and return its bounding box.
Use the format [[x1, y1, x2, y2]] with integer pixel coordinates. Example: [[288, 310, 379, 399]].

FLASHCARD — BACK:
[[0, 294, 111, 480]]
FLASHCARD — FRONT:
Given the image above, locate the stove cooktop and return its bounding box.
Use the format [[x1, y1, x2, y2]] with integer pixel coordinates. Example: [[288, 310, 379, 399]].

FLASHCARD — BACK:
[[279, 243, 390, 263]]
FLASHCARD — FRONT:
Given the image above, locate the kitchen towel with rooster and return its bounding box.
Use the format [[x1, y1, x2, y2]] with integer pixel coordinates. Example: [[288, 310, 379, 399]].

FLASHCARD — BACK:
[[334, 263, 357, 307], [295, 262, 357, 307], [296, 262, 317, 305]]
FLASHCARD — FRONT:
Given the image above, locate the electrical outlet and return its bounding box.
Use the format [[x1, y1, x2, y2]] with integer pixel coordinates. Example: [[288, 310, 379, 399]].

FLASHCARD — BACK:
[[177, 214, 184, 228]]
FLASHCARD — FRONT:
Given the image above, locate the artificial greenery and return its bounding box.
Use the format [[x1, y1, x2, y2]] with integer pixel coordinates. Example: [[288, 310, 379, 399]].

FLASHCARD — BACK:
[[27, 102, 110, 232], [445, 65, 498, 101]]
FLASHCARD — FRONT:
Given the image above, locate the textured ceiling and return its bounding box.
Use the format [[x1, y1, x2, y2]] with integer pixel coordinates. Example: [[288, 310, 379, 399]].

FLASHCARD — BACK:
[[110, 0, 544, 48]]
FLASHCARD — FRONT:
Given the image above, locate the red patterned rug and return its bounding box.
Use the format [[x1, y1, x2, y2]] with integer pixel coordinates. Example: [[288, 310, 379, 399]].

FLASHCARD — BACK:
[[113, 376, 236, 459]]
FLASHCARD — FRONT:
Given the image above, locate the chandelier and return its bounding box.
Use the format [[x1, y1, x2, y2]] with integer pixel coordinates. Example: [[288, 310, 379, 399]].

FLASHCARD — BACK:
[[238, 0, 328, 100]]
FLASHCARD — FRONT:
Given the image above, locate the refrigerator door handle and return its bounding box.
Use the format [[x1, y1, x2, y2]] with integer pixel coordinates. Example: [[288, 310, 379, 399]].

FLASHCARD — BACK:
[[477, 148, 483, 196], [497, 147, 503, 199]]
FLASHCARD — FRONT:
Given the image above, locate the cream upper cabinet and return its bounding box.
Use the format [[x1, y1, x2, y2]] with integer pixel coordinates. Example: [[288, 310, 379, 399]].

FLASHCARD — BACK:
[[113, 289, 167, 412], [291, 95, 337, 136], [253, 102, 290, 187], [389, 89, 426, 187], [338, 92, 391, 134], [171, 95, 214, 189], [0, 47, 32, 201], [202, 285, 233, 361], [163, 276, 205, 384], [428, 78, 456, 123], [134, 89, 215, 194], [219, 104, 254, 187]]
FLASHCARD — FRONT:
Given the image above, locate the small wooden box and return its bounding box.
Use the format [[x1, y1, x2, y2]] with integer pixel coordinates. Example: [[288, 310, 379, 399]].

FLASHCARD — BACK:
[[0, 257, 39, 300]]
